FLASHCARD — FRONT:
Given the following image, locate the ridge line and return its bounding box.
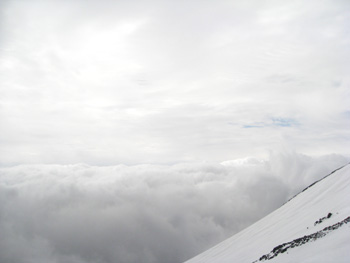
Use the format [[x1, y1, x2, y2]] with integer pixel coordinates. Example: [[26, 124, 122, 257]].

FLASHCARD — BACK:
[[285, 162, 350, 204]]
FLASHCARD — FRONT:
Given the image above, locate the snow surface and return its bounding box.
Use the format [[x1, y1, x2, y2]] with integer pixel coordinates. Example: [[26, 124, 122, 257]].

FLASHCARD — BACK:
[[184, 164, 350, 263]]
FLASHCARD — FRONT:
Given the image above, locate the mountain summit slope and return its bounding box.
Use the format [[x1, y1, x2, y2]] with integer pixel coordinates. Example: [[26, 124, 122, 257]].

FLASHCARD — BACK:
[[184, 164, 350, 263]]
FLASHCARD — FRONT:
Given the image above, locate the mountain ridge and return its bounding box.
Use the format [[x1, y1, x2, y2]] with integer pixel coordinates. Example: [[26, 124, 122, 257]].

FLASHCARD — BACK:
[[285, 163, 350, 204], [184, 163, 350, 263]]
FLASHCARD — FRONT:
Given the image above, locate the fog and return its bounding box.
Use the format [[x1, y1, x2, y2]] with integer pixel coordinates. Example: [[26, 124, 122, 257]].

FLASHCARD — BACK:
[[0, 152, 347, 263], [1, 0, 349, 261]]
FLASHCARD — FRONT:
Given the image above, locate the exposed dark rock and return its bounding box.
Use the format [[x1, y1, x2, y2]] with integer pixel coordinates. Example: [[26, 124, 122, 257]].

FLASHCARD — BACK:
[[252, 216, 350, 262], [314, 212, 333, 226]]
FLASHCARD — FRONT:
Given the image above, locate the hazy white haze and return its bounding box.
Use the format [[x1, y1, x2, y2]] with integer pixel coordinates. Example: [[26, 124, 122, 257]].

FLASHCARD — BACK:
[[0, 0, 349, 263], [0, 0, 349, 165]]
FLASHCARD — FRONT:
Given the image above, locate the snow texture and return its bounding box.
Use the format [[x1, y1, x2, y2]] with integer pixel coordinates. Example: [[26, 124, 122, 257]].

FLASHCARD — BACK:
[[184, 164, 350, 263]]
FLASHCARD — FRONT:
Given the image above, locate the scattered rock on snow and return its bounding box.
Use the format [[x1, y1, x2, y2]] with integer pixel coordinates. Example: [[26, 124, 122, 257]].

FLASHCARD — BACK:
[[253, 216, 350, 262]]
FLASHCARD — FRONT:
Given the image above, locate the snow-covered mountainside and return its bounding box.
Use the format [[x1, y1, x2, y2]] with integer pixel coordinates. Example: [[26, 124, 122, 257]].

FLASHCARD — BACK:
[[184, 164, 350, 263]]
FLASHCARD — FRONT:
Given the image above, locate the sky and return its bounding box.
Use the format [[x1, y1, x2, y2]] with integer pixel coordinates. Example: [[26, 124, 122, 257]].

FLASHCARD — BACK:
[[0, 0, 349, 166], [0, 1, 350, 263]]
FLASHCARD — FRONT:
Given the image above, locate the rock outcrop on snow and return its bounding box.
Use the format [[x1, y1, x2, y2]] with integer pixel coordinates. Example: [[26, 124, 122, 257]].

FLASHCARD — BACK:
[[253, 216, 350, 262], [185, 164, 350, 263]]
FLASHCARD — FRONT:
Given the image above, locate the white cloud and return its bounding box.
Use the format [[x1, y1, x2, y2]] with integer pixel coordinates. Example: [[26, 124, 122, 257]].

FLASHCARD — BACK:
[[0, 152, 348, 263], [0, 0, 349, 165], [0, 3, 348, 261]]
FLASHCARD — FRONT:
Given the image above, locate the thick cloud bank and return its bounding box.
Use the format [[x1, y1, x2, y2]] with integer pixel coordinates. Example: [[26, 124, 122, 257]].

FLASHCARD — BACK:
[[0, 153, 348, 263]]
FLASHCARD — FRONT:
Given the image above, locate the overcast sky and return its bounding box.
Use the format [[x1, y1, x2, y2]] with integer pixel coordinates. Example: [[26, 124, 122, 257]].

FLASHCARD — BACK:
[[0, 0, 349, 166], [1, 1, 350, 262]]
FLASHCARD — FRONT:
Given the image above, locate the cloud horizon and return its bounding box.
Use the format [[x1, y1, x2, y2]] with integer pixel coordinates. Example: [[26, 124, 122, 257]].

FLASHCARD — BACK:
[[0, 152, 348, 263], [0, 1, 349, 262]]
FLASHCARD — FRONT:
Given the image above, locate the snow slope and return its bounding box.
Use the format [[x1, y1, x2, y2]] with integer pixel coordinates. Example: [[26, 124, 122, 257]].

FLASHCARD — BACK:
[[184, 164, 350, 263]]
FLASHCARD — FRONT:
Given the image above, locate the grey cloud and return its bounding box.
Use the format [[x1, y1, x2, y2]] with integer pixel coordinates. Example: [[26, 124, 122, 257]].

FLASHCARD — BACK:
[[0, 153, 348, 263], [0, 1, 348, 261]]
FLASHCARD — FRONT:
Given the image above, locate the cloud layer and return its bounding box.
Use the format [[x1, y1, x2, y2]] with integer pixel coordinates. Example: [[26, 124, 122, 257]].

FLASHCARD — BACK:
[[0, 0, 349, 165], [1, 1, 349, 262], [0, 153, 348, 263]]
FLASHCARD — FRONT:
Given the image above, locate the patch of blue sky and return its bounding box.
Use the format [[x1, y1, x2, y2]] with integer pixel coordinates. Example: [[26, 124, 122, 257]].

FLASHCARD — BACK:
[[271, 117, 298, 127], [341, 111, 350, 119], [243, 124, 265, 128], [242, 118, 298, 129]]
